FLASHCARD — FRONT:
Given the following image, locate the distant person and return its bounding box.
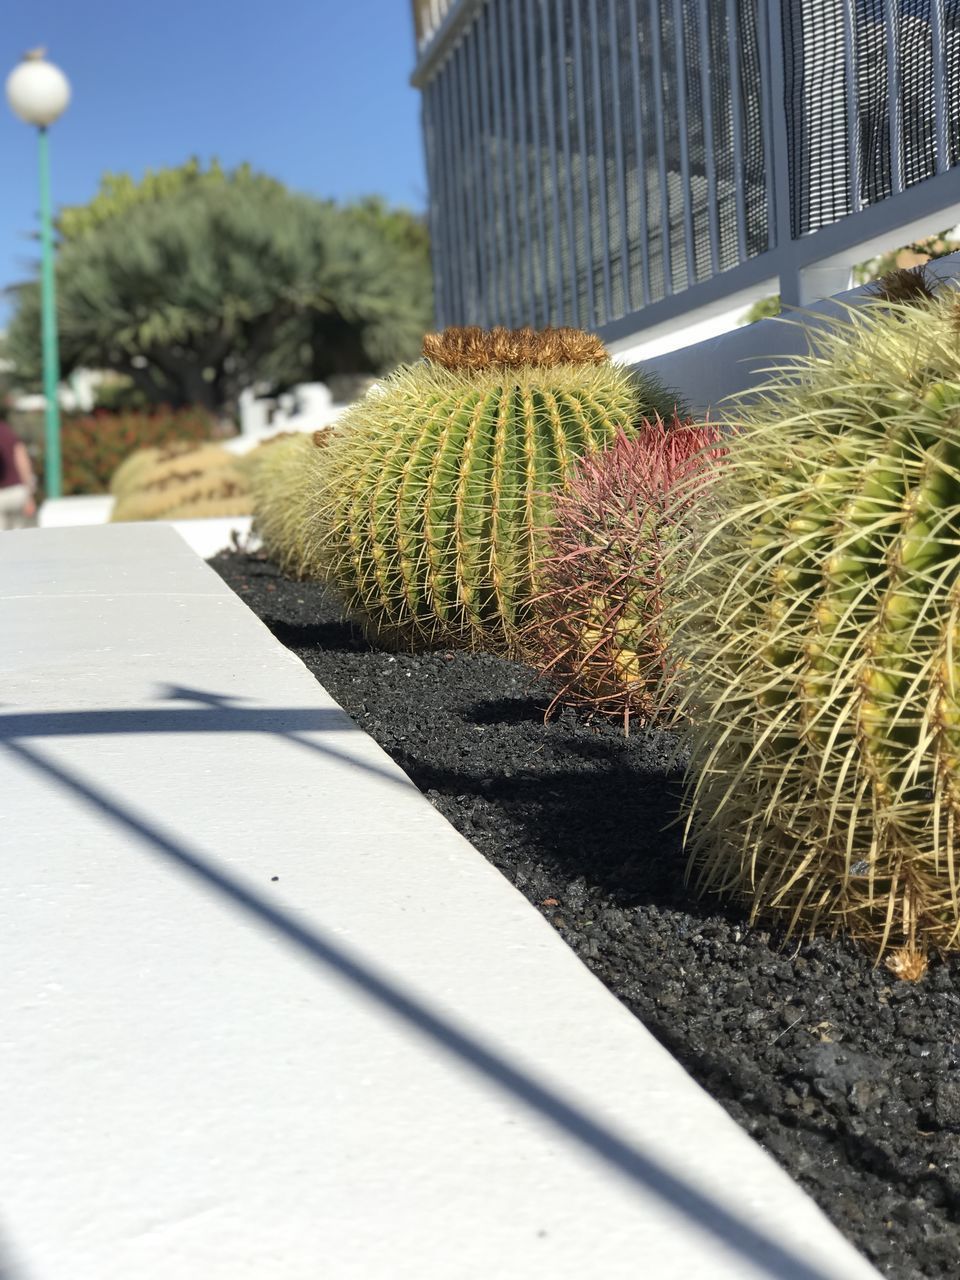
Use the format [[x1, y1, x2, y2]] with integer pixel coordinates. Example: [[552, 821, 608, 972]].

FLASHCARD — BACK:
[[0, 419, 37, 530]]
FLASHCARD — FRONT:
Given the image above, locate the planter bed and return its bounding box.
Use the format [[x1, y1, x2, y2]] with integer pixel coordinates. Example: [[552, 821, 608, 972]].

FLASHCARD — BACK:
[[211, 546, 960, 1280]]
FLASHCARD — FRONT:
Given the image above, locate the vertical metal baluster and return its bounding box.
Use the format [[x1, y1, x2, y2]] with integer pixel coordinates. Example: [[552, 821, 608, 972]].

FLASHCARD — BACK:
[[627, 0, 652, 306], [571, 0, 596, 325], [587, 0, 612, 323], [511, 0, 534, 324], [725, 0, 748, 262], [440, 60, 464, 322], [882, 0, 903, 195], [555, 0, 580, 327], [455, 40, 480, 320], [649, 0, 674, 292], [931, 0, 948, 174], [840, 0, 861, 214], [608, 0, 632, 313], [465, 21, 488, 325], [754, 0, 777, 252], [422, 79, 445, 325], [695, 0, 720, 273], [671, 0, 697, 285], [439, 51, 460, 321], [497, 0, 522, 326], [526, 0, 552, 324], [455, 39, 476, 322], [486, 1, 509, 324], [765, 0, 801, 305], [542, 0, 567, 322], [476, 6, 499, 324]]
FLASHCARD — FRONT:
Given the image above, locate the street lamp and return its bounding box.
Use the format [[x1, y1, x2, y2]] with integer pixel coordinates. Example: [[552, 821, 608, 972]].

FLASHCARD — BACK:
[[6, 48, 71, 500]]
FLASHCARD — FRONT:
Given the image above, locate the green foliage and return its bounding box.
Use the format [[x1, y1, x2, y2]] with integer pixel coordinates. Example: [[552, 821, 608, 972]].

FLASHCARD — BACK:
[[309, 351, 679, 653], [6, 164, 433, 418], [853, 230, 960, 285], [93, 374, 153, 413], [674, 287, 960, 969], [740, 294, 782, 325], [35, 406, 215, 497], [525, 419, 725, 731], [57, 158, 283, 241]]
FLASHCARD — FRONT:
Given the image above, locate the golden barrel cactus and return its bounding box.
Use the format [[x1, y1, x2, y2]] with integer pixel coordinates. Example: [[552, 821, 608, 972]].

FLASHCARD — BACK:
[[311, 326, 681, 652], [675, 282, 960, 973]]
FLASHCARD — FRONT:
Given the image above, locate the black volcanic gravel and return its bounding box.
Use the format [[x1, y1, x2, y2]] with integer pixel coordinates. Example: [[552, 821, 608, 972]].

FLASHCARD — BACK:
[[211, 548, 960, 1280]]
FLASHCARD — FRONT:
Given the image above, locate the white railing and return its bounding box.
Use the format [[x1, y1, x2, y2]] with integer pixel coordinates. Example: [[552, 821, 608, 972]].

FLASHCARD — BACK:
[[637, 250, 960, 413]]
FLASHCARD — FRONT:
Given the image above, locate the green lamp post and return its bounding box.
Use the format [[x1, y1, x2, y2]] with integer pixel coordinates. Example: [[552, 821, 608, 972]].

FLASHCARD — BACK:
[[6, 48, 71, 500]]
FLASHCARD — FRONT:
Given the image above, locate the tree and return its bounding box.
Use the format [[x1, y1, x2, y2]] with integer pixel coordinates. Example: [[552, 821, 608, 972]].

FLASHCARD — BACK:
[[5, 163, 433, 418], [739, 293, 782, 325], [56, 158, 289, 242], [851, 229, 960, 283]]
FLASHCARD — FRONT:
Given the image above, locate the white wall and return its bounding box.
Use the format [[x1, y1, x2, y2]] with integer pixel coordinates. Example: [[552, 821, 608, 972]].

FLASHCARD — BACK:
[[638, 251, 960, 417]]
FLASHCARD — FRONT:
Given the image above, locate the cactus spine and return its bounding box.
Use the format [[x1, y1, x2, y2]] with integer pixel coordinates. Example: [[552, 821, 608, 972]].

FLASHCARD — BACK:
[[675, 287, 960, 971], [247, 431, 328, 575], [311, 328, 680, 652], [525, 418, 725, 731]]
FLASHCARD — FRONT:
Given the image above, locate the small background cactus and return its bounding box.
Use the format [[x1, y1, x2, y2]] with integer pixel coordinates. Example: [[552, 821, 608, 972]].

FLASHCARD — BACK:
[[110, 443, 251, 522], [524, 418, 725, 732], [247, 431, 329, 575], [111, 442, 237, 498], [674, 282, 960, 973], [310, 326, 683, 653]]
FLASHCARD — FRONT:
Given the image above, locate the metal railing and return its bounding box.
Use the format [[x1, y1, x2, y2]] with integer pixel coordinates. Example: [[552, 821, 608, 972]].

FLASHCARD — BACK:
[[411, 0, 960, 345]]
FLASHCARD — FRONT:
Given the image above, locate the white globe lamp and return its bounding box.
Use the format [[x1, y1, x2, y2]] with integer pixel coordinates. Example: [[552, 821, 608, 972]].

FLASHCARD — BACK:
[[6, 49, 70, 127]]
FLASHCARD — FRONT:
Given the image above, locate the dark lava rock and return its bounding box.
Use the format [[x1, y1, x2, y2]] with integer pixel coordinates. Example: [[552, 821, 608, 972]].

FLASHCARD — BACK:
[[933, 1082, 960, 1132], [211, 549, 960, 1280]]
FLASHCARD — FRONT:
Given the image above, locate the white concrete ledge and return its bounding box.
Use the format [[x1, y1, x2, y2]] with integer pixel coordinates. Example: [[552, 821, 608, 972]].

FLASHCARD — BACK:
[[33, 499, 257, 558], [0, 525, 879, 1280], [38, 494, 115, 527], [168, 514, 256, 557]]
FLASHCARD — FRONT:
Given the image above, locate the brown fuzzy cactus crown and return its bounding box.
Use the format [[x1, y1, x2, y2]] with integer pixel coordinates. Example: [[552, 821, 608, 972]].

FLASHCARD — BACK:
[[422, 325, 609, 371], [868, 265, 940, 306]]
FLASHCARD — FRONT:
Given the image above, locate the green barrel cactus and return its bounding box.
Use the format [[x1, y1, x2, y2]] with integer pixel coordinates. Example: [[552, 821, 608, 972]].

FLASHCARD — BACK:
[[675, 282, 960, 974], [311, 326, 681, 653], [247, 431, 330, 576]]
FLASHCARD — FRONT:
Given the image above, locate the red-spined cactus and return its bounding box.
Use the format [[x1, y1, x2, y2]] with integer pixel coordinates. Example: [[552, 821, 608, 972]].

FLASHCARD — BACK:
[[524, 418, 725, 732]]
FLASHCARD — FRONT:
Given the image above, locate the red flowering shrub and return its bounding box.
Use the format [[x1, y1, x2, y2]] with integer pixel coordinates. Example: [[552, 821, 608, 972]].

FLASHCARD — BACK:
[[36, 406, 218, 497], [525, 417, 726, 732]]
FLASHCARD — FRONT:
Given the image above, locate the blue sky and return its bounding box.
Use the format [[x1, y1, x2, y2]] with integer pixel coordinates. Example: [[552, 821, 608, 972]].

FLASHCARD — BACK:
[[0, 0, 426, 320]]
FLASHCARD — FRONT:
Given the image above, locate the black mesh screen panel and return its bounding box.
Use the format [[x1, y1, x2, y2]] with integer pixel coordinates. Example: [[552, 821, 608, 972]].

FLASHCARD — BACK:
[[739, 0, 771, 257], [782, 0, 958, 236]]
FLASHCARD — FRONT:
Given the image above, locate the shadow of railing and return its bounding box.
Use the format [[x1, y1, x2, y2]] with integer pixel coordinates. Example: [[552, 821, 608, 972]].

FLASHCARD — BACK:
[[1, 684, 854, 1280], [0, 684, 413, 793]]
